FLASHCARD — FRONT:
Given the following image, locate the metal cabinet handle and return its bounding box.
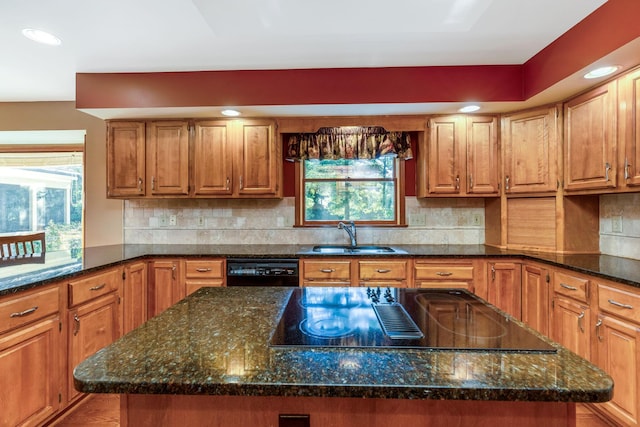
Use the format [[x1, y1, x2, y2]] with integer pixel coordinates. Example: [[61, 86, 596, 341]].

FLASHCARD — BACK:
[[172, 264, 177, 280], [151, 176, 156, 191], [196, 268, 212, 273], [239, 175, 243, 190], [455, 175, 460, 190], [469, 174, 473, 189], [436, 272, 453, 277], [605, 162, 611, 182], [138, 177, 143, 192], [560, 283, 578, 291], [10, 306, 38, 318], [595, 319, 603, 342], [491, 265, 496, 281], [89, 283, 106, 291], [625, 158, 631, 180], [505, 175, 510, 190], [608, 299, 633, 310], [319, 268, 335, 273], [225, 177, 230, 191], [376, 269, 392, 273], [577, 311, 585, 333], [73, 313, 80, 336]]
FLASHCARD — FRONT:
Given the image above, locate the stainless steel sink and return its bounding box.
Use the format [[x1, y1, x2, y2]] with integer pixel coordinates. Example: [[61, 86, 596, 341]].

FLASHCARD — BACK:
[[310, 245, 406, 254]]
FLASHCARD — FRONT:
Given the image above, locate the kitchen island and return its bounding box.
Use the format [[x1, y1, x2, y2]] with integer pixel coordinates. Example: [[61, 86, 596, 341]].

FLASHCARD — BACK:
[[74, 286, 612, 427]]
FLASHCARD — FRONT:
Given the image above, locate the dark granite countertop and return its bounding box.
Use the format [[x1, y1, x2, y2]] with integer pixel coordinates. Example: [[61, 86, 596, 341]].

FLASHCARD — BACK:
[[73, 286, 613, 401], [1, 244, 640, 296]]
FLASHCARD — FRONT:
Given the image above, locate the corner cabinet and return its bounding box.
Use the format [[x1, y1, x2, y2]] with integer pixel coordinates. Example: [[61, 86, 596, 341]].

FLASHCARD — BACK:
[[564, 81, 617, 192], [193, 119, 280, 197], [419, 115, 498, 197], [502, 106, 559, 194]]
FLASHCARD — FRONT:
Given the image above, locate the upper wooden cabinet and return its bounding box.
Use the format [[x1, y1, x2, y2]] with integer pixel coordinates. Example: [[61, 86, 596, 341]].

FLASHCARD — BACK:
[[564, 81, 617, 192], [147, 121, 190, 196], [107, 118, 281, 199], [619, 67, 640, 189], [502, 106, 559, 194], [107, 121, 146, 197], [419, 115, 498, 197]]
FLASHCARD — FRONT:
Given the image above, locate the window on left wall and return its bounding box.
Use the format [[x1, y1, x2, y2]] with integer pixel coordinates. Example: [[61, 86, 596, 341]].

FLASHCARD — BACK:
[[0, 131, 85, 256]]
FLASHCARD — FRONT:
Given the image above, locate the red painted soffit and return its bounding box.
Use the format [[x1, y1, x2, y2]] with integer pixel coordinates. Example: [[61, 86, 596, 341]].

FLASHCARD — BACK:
[[76, 1, 640, 110]]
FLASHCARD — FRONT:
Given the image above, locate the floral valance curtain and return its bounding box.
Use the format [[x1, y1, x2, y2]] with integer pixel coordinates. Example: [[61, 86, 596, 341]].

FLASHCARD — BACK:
[[286, 126, 413, 161]]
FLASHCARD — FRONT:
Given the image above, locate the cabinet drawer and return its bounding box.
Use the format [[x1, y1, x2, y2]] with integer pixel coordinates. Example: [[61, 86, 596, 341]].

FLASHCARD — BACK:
[[185, 259, 224, 279], [553, 271, 589, 303], [598, 283, 640, 324], [302, 260, 351, 281], [0, 286, 60, 334], [359, 260, 408, 281], [414, 263, 473, 281], [69, 268, 121, 307]]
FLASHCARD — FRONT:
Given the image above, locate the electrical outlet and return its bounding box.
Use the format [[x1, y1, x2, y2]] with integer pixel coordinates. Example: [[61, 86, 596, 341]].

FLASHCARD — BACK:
[[611, 215, 623, 233], [409, 213, 426, 226], [159, 216, 168, 227], [169, 215, 177, 226], [472, 214, 482, 226]]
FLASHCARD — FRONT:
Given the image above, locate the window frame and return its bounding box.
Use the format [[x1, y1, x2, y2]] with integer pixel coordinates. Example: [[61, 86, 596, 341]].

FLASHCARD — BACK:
[[294, 158, 406, 227]]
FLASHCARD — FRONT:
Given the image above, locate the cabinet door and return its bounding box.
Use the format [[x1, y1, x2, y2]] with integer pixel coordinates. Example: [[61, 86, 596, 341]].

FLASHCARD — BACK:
[[428, 116, 464, 194], [620, 68, 640, 187], [551, 296, 591, 359], [147, 121, 190, 196], [594, 314, 640, 427], [503, 106, 558, 193], [123, 261, 148, 335], [466, 116, 498, 195], [148, 260, 184, 317], [68, 293, 119, 402], [487, 262, 522, 319], [0, 317, 61, 427], [564, 81, 617, 191], [521, 264, 550, 336], [193, 120, 234, 196], [107, 121, 146, 197], [237, 119, 279, 196]]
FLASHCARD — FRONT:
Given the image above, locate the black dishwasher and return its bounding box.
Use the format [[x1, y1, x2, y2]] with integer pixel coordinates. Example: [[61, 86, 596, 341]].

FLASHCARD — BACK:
[[226, 258, 299, 287]]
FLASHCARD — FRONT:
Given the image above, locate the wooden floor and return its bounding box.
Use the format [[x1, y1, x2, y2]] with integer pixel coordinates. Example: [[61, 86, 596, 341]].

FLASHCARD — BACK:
[[45, 395, 616, 427], [47, 395, 120, 427]]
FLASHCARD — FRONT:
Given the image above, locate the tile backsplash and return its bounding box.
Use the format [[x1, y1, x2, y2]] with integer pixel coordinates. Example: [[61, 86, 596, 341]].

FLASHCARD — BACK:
[[600, 193, 640, 260], [123, 197, 485, 246]]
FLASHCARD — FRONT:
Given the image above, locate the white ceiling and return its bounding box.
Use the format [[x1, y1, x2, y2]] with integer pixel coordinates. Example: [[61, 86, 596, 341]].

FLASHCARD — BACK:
[[2, 0, 633, 116]]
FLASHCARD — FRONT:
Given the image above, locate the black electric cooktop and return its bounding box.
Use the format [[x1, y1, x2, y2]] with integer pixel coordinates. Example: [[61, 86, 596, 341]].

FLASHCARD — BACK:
[[270, 287, 556, 352]]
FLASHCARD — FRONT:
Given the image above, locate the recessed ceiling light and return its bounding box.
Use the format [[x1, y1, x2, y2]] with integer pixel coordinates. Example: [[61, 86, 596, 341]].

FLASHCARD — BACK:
[[459, 105, 480, 113], [221, 109, 240, 117], [584, 66, 619, 79], [22, 28, 62, 46]]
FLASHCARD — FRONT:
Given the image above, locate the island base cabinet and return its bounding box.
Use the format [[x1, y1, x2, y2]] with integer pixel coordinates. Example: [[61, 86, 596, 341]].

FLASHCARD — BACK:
[[121, 395, 575, 427], [0, 317, 61, 427]]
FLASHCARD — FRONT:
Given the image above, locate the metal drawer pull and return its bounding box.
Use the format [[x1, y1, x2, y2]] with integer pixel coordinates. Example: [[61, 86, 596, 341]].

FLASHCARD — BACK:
[[89, 283, 106, 291], [137, 177, 143, 192], [376, 269, 392, 273], [10, 306, 38, 318], [595, 319, 603, 342], [605, 162, 611, 182], [608, 299, 633, 310], [320, 268, 335, 273], [73, 314, 80, 336], [560, 283, 578, 291], [436, 272, 453, 277], [577, 311, 585, 333], [196, 268, 212, 272]]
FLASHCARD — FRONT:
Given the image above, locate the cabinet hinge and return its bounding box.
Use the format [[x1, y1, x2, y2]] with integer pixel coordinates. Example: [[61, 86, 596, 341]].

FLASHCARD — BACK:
[[122, 271, 126, 280], [545, 273, 550, 283], [118, 296, 121, 305], [59, 393, 62, 403], [551, 298, 555, 309], [59, 321, 62, 332]]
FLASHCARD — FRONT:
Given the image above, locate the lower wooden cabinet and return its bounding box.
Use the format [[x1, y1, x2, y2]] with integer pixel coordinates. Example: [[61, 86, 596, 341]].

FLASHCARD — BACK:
[[414, 259, 475, 291], [486, 261, 522, 319], [123, 261, 148, 335], [300, 258, 352, 287], [550, 296, 592, 359], [521, 263, 550, 336], [300, 258, 411, 287], [358, 259, 410, 288], [148, 259, 185, 317], [0, 309, 62, 427], [67, 292, 120, 403], [184, 258, 225, 296]]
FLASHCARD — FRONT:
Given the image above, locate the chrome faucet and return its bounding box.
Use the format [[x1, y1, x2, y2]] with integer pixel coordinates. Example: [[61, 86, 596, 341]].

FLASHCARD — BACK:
[[338, 221, 357, 247]]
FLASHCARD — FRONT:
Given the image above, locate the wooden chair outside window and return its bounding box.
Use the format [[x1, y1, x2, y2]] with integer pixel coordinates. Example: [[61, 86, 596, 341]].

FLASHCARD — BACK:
[[0, 231, 46, 265]]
